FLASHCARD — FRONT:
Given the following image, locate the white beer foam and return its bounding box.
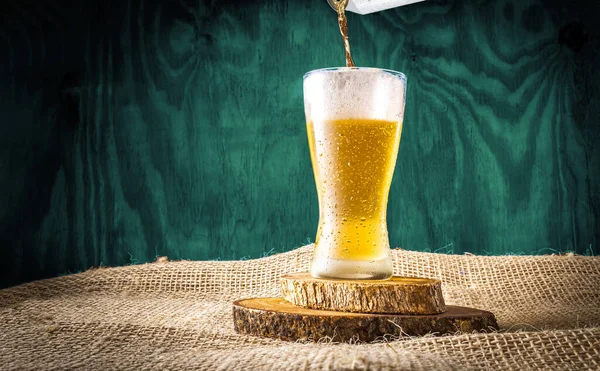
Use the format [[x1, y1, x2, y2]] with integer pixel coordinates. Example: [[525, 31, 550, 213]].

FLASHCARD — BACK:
[[304, 67, 406, 122]]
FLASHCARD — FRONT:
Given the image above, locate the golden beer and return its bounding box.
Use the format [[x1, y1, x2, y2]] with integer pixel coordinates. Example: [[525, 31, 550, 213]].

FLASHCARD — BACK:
[[304, 67, 406, 280], [307, 118, 401, 258], [307, 119, 402, 279]]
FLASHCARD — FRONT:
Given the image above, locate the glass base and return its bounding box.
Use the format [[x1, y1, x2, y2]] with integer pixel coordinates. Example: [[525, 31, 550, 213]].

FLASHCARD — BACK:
[[310, 255, 393, 280]]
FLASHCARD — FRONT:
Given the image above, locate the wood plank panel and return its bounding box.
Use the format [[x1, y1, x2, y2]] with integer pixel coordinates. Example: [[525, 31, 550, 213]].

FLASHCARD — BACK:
[[0, 0, 597, 288]]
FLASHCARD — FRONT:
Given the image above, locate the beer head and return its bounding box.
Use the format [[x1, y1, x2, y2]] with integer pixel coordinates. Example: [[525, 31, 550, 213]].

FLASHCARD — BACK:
[[303, 67, 406, 124]]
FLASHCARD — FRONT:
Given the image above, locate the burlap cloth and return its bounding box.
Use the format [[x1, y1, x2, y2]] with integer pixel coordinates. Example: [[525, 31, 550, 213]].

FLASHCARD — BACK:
[[1, 245, 599, 370]]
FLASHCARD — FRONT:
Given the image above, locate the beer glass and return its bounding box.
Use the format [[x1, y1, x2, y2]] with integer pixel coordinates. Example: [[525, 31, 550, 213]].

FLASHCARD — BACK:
[[304, 67, 407, 280]]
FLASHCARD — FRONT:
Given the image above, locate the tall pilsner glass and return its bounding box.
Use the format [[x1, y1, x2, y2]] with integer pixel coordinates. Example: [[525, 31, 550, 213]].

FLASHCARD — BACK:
[[304, 67, 407, 280]]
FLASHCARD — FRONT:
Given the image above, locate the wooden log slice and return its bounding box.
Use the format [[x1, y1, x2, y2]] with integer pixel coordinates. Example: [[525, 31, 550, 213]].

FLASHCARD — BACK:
[[280, 273, 445, 314], [233, 297, 498, 343]]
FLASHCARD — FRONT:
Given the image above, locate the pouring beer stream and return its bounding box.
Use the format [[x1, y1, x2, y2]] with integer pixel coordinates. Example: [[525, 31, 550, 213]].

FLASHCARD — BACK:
[[331, 0, 355, 67]]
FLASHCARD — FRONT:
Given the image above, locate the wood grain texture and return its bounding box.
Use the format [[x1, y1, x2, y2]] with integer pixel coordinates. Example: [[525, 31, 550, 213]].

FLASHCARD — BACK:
[[233, 297, 498, 342], [0, 0, 598, 288], [280, 273, 445, 314]]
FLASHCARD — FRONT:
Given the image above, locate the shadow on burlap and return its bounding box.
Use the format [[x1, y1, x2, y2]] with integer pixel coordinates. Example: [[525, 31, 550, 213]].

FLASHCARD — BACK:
[[1, 245, 599, 370]]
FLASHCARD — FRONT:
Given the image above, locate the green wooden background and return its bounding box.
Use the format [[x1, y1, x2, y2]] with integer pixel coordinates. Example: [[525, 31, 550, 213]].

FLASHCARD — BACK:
[[1, 0, 598, 288]]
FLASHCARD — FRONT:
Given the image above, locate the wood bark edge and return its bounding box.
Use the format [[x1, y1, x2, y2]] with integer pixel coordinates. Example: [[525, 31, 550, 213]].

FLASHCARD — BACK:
[[233, 297, 498, 343], [280, 273, 446, 314]]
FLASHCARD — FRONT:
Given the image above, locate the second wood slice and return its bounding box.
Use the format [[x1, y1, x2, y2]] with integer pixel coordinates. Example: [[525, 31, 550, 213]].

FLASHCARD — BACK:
[[233, 298, 498, 343], [281, 273, 446, 314]]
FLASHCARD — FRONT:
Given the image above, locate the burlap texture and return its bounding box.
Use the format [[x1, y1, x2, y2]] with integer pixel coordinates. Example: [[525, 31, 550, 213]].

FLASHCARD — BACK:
[[1, 245, 599, 370]]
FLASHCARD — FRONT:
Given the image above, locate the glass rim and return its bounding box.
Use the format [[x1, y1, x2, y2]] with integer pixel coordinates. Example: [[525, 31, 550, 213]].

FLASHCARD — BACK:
[[303, 67, 406, 81]]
